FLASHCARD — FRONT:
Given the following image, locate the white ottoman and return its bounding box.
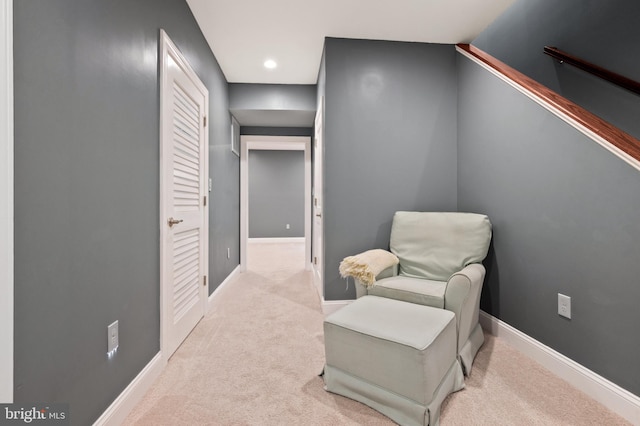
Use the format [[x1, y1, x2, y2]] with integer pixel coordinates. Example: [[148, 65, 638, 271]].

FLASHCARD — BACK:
[[323, 295, 464, 426]]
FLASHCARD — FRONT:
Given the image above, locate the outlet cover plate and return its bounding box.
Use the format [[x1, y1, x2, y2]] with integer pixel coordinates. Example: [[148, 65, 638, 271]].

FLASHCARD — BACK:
[[108, 320, 119, 353], [558, 294, 571, 319]]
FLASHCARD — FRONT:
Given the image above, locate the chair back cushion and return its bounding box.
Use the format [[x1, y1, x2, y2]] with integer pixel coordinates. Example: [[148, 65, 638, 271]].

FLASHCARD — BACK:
[[390, 212, 492, 281]]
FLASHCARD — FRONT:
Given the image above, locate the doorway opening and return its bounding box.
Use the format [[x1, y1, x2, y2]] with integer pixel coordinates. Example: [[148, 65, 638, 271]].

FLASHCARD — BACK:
[[240, 135, 311, 272]]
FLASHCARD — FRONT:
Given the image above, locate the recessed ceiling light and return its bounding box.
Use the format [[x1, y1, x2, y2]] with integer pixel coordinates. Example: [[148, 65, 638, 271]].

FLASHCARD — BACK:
[[264, 59, 277, 69]]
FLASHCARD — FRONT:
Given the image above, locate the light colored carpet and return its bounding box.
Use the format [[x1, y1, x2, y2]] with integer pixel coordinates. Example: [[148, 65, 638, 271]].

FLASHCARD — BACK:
[[124, 242, 629, 425]]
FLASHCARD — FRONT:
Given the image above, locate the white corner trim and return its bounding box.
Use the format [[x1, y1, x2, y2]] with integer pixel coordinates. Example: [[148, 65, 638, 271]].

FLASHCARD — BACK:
[[456, 46, 640, 173], [207, 265, 241, 314], [321, 299, 354, 316], [0, 0, 14, 404], [479, 311, 640, 425], [93, 352, 165, 426]]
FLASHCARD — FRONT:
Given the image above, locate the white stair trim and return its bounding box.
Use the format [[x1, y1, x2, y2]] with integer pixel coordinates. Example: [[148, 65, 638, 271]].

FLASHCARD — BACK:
[[480, 311, 640, 425], [456, 46, 640, 173]]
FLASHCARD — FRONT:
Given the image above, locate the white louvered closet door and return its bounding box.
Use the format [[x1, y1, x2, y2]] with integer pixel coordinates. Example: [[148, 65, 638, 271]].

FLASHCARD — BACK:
[[160, 31, 209, 359]]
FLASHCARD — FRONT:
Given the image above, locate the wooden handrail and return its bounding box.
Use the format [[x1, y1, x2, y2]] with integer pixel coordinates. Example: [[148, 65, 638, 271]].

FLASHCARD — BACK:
[[456, 43, 640, 165], [543, 46, 640, 96]]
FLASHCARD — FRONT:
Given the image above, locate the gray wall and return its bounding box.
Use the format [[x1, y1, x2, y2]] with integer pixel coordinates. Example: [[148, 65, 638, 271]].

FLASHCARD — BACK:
[[229, 83, 316, 127], [457, 54, 640, 396], [13, 1, 238, 424], [473, 0, 640, 140], [321, 38, 458, 300], [249, 151, 305, 238], [241, 126, 313, 137]]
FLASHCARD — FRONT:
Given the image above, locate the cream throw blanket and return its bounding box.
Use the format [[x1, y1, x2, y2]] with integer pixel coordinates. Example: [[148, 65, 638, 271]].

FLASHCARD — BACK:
[[339, 249, 399, 287]]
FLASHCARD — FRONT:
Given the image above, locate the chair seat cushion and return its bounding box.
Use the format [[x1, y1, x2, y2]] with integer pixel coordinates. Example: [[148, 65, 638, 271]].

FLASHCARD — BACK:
[[368, 275, 445, 308]]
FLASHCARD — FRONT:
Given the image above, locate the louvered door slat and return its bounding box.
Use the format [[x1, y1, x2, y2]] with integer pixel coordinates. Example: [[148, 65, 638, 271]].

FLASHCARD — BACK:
[[174, 82, 199, 121], [170, 82, 202, 325], [173, 122, 199, 152], [161, 31, 208, 360], [172, 227, 200, 322], [171, 82, 200, 216]]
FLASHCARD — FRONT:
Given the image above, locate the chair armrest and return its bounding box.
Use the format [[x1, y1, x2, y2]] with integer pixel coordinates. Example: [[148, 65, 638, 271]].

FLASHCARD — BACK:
[[340, 249, 399, 294], [377, 264, 398, 280], [444, 264, 486, 352], [355, 264, 398, 298]]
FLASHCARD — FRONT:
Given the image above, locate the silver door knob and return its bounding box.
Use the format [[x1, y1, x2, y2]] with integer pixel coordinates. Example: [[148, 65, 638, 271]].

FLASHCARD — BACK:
[[167, 217, 183, 227]]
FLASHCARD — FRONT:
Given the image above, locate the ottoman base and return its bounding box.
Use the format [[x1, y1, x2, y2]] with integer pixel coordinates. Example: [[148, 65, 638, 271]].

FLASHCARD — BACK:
[[325, 359, 463, 426], [323, 296, 465, 426]]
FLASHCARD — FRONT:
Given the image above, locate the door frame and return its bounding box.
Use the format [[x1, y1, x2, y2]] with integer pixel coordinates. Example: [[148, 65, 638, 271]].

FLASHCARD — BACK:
[[312, 100, 324, 300], [159, 29, 209, 361], [0, 0, 13, 403], [240, 135, 312, 271]]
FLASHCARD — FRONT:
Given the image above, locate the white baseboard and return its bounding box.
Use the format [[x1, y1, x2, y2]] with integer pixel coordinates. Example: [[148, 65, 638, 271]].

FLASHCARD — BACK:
[[321, 299, 353, 316], [207, 265, 241, 314], [94, 266, 243, 425], [93, 352, 165, 426], [248, 237, 305, 244], [479, 311, 640, 425]]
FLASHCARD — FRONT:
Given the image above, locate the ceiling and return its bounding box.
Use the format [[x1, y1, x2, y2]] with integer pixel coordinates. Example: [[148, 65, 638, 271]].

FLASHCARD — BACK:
[[186, 0, 516, 85]]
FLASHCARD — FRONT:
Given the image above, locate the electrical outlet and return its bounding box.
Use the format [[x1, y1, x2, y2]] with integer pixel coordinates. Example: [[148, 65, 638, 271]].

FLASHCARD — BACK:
[[107, 320, 119, 356], [558, 294, 571, 319], [286, 224, 290, 230], [227, 247, 230, 259]]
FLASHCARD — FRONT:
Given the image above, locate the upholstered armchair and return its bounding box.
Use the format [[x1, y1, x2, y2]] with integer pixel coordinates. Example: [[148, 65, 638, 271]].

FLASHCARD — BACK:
[[347, 212, 492, 375]]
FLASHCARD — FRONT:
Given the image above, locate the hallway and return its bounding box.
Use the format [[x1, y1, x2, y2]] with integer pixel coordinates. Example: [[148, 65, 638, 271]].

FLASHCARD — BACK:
[[125, 242, 394, 424], [125, 242, 627, 425]]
